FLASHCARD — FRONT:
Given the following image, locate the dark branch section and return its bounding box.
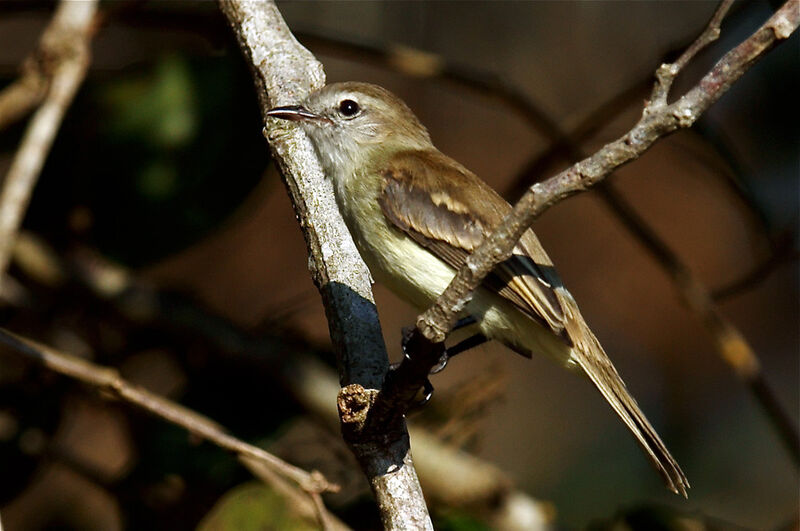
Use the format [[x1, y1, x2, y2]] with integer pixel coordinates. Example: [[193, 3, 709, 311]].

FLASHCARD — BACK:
[[369, 329, 446, 432]]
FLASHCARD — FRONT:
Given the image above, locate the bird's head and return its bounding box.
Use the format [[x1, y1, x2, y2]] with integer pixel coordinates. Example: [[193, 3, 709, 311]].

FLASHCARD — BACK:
[[267, 82, 432, 175]]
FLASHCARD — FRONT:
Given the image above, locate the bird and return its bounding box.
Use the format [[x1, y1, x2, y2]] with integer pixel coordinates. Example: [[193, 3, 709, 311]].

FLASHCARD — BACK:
[[266, 81, 689, 497]]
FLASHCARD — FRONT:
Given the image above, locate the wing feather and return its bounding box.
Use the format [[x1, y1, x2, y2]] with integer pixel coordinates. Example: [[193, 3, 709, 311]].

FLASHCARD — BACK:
[[377, 149, 566, 336]]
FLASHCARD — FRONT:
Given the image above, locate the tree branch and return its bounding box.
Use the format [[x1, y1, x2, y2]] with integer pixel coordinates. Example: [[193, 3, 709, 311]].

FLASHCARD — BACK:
[[16, 232, 550, 527], [0, 327, 349, 530], [0, 0, 98, 287], [378, 0, 799, 418], [0, 71, 48, 132], [0, 328, 338, 494], [216, 1, 431, 527], [649, 0, 735, 107]]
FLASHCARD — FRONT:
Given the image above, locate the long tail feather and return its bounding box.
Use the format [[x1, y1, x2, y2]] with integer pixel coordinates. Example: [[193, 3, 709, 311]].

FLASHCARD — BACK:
[[557, 289, 690, 497]]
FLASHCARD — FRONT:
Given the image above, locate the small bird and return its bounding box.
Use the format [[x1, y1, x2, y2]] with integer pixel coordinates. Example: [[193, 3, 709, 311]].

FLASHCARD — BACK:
[[267, 82, 689, 497]]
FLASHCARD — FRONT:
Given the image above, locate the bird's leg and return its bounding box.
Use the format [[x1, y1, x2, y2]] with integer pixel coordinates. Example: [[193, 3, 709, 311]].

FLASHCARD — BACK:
[[392, 316, 489, 408], [429, 333, 488, 374], [428, 315, 482, 374], [388, 325, 436, 408]]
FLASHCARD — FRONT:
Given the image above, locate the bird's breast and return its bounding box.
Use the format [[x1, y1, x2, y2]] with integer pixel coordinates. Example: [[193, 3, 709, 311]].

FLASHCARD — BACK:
[[331, 167, 574, 367], [333, 169, 456, 310]]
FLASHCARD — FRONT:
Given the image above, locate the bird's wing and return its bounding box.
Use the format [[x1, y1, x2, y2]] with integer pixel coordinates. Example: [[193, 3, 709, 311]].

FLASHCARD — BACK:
[[376, 149, 566, 337]]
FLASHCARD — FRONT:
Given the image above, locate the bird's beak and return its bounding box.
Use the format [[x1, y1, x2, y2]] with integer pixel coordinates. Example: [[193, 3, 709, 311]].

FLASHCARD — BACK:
[[266, 105, 328, 123]]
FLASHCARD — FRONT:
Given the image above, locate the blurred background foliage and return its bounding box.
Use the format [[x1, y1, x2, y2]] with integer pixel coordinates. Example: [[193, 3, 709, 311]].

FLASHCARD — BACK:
[[0, 1, 797, 530], [28, 50, 268, 265]]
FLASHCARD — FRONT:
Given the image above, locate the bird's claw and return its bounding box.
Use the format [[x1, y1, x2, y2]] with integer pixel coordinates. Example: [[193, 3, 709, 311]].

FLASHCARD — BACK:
[[429, 352, 449, 374]]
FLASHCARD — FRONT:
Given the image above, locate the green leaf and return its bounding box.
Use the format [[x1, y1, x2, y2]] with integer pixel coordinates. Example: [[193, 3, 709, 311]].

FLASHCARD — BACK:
[[198, 482, 319, 531]]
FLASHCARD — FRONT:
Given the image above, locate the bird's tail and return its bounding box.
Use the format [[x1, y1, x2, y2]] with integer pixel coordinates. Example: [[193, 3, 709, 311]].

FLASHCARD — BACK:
[[558, 290, 690, 497]]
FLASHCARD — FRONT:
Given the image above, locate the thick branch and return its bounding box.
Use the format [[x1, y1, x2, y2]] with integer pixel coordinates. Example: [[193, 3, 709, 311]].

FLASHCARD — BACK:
[[0, 0, 98, 286], [217, 1, 431, 527], [0, 327, 338, 498], [216, 0, 387, 393]]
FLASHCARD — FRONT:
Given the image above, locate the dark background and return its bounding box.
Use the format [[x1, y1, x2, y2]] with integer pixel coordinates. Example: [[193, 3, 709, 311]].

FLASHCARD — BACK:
[[0, 1, 797, 529]]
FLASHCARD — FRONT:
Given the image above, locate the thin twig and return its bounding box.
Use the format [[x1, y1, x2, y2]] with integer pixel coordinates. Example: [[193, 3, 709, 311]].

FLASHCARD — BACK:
[[499, 1, 799, 460], [0, 0, 98, 287], [506, 68, 784, 262], [311, 492, 333, 531], [376, 0, 799, 419], [503, 83, 798, 460], [0, 70, 48, 131], [0, 327, 340, 496], [504, 77, 652, 203], [649, 0, 735, 107]]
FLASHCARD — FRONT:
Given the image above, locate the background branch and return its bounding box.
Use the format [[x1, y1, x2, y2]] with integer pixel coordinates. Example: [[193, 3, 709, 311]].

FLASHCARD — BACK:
[[241, 457, 350, 531], [0, 0, 98, 285], [0, 328, 338, 497], [0, 70, 48, 132], [0, 326, 346, 530]]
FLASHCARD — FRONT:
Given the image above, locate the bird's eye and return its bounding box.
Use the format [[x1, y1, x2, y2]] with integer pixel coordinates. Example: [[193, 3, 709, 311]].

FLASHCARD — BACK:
[[338, 99, 360, 117]]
